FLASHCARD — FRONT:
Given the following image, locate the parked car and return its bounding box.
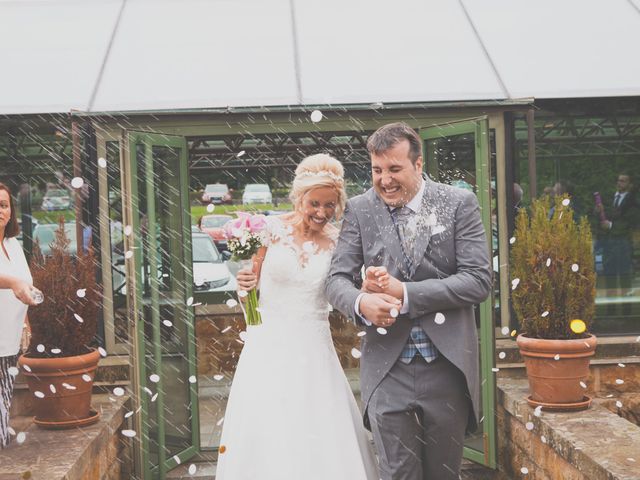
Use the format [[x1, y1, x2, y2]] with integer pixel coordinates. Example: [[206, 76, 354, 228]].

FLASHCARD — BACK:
[[32, 223, 77, 255], [192, 232, 236, 293], [198, 214, 232, 250], [242, 183, 272, 205], [201, 183, 232, 205], [41, 188, 72, 211]]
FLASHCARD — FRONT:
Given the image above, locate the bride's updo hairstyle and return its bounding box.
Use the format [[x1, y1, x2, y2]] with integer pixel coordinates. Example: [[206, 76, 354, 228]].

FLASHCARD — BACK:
[[289, 153, 347, 220]]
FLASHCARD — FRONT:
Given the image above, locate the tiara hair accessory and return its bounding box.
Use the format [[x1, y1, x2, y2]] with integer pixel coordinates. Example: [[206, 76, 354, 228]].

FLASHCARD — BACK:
[[296, 170, 343, 182]]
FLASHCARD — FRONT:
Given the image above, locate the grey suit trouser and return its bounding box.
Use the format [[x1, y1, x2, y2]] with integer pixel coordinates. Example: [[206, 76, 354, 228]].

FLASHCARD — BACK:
[[368, 354, 471, 480]]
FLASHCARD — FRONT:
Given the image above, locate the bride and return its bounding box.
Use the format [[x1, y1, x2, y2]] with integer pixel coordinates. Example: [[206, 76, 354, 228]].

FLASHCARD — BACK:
[[215, 154, 378, 480]]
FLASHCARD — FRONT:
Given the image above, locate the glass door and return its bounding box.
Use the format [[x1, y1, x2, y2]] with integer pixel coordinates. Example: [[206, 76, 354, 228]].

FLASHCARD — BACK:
[[121, 131, 199, 479], [420, 117, 496, 468]]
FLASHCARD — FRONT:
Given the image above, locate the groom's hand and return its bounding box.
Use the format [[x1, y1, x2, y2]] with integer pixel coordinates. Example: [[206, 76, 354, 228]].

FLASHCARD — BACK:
[[359, 293, 402, 327], [362, 267, 404, 300]]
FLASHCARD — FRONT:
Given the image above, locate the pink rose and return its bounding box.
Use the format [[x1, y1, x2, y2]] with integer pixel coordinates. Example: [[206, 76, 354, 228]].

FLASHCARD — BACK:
[[248, 214, 267, 233], [224, 213, 253, 239]]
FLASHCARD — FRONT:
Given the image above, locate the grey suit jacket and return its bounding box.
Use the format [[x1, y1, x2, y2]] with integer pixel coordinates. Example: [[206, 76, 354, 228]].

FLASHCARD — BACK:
[[325, 175, 492, 432]]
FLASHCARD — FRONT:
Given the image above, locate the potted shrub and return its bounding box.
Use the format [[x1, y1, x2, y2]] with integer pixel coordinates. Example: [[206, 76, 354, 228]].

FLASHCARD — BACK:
[[511, 194, 597, 411], [18, 218, 101, 428]]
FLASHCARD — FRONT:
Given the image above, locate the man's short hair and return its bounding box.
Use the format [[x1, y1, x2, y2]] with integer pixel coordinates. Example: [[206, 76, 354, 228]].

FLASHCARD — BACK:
[[366, 122, 422, 164]]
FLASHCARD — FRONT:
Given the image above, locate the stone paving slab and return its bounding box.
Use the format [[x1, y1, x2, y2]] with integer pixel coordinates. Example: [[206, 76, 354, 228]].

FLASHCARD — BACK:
[[498, 378, 640, 480], [0, 394, 129, 480]]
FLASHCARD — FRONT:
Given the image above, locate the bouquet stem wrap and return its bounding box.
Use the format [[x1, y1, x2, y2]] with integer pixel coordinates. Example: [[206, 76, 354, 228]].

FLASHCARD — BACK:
[[239, 259, 262, 326]]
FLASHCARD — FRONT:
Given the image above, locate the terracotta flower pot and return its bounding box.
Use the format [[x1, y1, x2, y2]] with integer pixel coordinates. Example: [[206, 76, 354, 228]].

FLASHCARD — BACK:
[[516, 334, 597, 411], [18, 348, 101, 429]]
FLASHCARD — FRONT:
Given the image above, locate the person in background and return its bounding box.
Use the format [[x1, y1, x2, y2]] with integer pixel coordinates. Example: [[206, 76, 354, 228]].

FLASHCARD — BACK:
[[0, 182, 38, 449]]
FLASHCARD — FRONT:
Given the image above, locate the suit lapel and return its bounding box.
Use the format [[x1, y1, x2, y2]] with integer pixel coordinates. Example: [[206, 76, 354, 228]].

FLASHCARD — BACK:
[[410, 176, 438, 275], [368, 191, 411, 279]]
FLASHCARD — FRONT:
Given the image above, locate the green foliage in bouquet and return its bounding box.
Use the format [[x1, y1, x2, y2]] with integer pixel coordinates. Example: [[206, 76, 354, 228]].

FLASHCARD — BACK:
[[28, 218, 100, 358], [510, 195, 596, 339]]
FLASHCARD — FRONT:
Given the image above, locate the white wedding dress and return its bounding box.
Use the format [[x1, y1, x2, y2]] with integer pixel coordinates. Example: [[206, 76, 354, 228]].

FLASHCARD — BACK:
[[215, 216, 378, 480]]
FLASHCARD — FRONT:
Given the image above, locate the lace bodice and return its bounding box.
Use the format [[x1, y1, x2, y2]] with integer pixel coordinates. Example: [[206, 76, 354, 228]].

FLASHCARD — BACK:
[[258, 216, 336, 320]]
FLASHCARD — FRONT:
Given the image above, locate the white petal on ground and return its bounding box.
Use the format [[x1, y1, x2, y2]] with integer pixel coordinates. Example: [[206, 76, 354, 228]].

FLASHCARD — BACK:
[[541, 435, 547, 444], [351, 348, 362, 359], [434, 312, 445, 325]]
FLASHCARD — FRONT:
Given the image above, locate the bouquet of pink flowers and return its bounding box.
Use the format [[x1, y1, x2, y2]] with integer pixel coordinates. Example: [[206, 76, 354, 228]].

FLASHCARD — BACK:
[[223, 213, 268, 326]]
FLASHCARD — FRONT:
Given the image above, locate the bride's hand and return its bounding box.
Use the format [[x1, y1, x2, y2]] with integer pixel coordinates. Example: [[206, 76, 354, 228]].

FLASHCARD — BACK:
[[237, 268, 258, 299]]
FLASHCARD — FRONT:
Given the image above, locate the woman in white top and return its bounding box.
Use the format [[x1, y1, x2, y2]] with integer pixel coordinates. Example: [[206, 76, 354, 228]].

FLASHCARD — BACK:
[[0, 183, 37, 449]]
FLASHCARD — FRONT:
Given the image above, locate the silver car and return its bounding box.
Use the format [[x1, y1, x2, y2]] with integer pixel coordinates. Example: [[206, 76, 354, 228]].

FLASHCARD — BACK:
[[242, 183, 272, 205]]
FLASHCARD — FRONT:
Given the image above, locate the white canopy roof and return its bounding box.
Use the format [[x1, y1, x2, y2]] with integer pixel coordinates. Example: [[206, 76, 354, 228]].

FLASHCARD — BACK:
[[1, 0, 639, 115]]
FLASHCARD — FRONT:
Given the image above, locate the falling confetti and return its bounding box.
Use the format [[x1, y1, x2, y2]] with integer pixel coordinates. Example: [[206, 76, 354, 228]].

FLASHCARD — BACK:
[[492, 368, 500, 373], [82, 374, 92, 382], [74, 313, 84, 323], [310, 110, 323, 123], [151, 393, 159, 402], [98, 157, 107, 168], [521, 467, 529, 474], [546, 258, 551, 267], [76, 288, 86, 298], [541, 311, 549, 317], [163, 320, 173, 327], [125, 250, 134, 259], [533, 406, 542, 417], [113, 387, 125, 396], [188, 464, 197, 475], [8, 366, 19, 376], [213, 374, 224, 381], [525, 422, 534, 430], [16, 432, 26, 444], [580, 381, 587, 389], [498, 352, 506, 360], [562, 198, 570, 206], [186, 296, 194, 306], [511, 278, 520, 290], [616, 379, 624, 385], [501, 326, 510, 336], [122, 430, 137, 438], [173, 455, 181, 465], [62, 383, 76, 390], [434, 312, 446, 325], [390, 307, 399, 318], [206, 204, 215, 213], [124, 411, 134, 419], [98, 347, 108, 357], [616, 401, 623, 408], [570, 319, 586, 334], [618, 363, 626, 368], [34, 391, 45, 398], [217, 417, 224, 426], [571, 264, 579, 272], [36, 344, 45, 353], [124, 225, 133, 236], [239, 331, 248, 341], [351, 348, 362, 359], [149, 374, 160, 383], [22, 364, 31, 373], [511, 330, 517, 337], [49, 384, 56, 394], [236, 150, 245, 157], [509, 236, 516, 244], [189, 375, 197, 383], [541, 435, 547, 444], [221, 326, 232, 333], [71, 177, 84, 189], [238, 290, 248, 298], [226, 299, 238, 308], [376, 327, 388, 335], [357, 331, 366, 337], [554, 354, 560, 360]]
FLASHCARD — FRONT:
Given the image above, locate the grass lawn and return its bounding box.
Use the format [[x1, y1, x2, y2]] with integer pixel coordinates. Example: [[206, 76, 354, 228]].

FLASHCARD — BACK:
[[30, 210, 76, 224]]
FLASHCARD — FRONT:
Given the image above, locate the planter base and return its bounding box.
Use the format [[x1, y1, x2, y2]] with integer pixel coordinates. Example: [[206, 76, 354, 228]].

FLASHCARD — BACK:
[[527, 395, 592, 412], [34, 409, 100, 430]]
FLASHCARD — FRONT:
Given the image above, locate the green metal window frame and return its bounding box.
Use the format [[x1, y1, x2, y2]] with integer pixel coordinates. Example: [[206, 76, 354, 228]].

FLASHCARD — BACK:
[[123, 131, 200, 479], [420, 117, 497, 468]]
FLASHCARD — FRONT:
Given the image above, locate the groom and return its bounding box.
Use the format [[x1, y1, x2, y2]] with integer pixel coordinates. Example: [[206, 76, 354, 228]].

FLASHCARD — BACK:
[[326, 122, 492, 479]]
